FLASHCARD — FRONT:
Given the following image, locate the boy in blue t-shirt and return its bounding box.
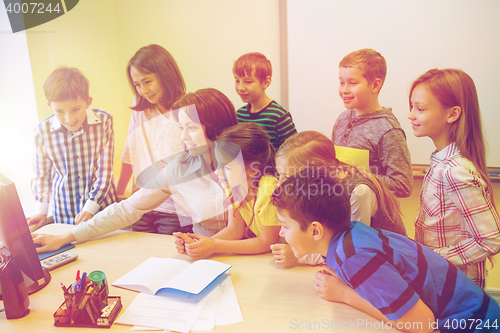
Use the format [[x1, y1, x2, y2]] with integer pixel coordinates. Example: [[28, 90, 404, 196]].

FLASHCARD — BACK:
[[271, 169, 499, 333], [233, 52, 297, 151], [28, 67, 117, 228]]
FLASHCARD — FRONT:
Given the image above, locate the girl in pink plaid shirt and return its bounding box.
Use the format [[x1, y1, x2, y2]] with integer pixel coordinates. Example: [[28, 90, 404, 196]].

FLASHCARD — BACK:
[[408, 68, 500, 289]]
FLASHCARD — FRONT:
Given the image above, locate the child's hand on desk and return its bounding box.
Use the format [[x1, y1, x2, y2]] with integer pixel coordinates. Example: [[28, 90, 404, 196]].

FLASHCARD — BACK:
[[173, 232, 197, 255], [270, 243, 299, 265], [74, 211, 93, 225], [27, 213, 47, 231], [32, 232, 75, 253], [183, 234, 216, 259], [314, 265, 350, 303]]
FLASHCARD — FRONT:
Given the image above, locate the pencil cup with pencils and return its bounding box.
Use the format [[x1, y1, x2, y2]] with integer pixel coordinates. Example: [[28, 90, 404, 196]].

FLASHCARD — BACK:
[[53, 270, 121, 328]]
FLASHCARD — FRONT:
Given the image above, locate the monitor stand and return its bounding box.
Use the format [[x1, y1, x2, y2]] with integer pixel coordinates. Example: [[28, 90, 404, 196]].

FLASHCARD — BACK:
[[0, 268, 51, 300], [26, 268, 51, 295]]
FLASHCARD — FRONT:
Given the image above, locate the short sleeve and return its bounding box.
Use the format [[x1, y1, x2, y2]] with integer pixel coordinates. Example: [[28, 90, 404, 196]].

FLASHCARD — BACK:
[[336, 251, 420, 320], [350, 184, 377, 226], [257, 177, 280, 227]]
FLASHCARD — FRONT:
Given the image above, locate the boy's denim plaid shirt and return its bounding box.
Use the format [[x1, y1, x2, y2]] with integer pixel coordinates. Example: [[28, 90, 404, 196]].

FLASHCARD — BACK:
[[32, 108, 117, 224]]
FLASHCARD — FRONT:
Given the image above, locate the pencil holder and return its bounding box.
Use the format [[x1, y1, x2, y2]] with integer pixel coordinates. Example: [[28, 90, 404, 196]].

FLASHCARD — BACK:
[[53, 274, 121, 328]]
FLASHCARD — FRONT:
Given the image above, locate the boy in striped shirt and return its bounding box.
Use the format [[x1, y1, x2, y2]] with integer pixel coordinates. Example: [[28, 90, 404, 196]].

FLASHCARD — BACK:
[[233, 52, 297, 151], [272, 169, 499, 333], [28, 67, 117, 229]]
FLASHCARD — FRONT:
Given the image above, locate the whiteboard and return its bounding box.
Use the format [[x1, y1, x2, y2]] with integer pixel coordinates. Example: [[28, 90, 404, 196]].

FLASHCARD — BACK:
[[286, 0, 500, 167]]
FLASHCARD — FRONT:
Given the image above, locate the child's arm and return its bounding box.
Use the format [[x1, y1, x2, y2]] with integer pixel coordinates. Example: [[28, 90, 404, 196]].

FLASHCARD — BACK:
[[377, 129, 413, 197], [29, 125, 53, 229], [182, 208, 281, 258], [315, 266, 434, 333], [173, 232, 197, 255], [437, 166, 500, 266], [184, 225, 281, 259], [74, 211, 93, 225], [81, 112, 117, 217], [349, 184, 377, 226], [116, 163, 133, 197], [271, 244, 324, 265], [275, 111, 298, 149], [117, 107, 138, 197], [271, 243, 299, 265]]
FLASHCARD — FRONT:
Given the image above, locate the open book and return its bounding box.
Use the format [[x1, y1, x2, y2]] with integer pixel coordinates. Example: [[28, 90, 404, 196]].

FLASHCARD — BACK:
[[112, 257, 232, 295]]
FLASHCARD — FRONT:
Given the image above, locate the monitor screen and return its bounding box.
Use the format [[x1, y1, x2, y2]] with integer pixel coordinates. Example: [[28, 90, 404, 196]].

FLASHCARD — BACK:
[[0, 172, 50, 297]]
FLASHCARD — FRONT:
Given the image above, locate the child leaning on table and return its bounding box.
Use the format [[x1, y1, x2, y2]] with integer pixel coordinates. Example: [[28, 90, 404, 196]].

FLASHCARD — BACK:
[[174, 122, 281, 258], [408, 68, 500, 289], [272, 169, 500, 333], [270, 130, 406, 266], [332, 49, 413, 197], [28, 67, 117, 228], [233, 52, 297, 151]]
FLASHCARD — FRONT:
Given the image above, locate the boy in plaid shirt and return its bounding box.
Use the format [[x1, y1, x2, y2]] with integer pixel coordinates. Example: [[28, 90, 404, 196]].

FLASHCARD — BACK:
[[28, 67, 117, 228]]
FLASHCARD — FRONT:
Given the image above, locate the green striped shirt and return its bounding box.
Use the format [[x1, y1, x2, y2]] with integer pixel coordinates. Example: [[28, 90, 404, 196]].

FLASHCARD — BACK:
[[236, 101, 297, 151]]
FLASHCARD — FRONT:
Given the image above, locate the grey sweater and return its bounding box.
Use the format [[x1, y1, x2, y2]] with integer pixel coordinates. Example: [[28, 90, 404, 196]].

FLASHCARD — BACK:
[[332, 107, 413, 197]]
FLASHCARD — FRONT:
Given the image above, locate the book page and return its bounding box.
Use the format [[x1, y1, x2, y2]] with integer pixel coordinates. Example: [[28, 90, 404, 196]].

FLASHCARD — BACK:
[[112, 257, 191, 294], [162, 259, 231, 294]]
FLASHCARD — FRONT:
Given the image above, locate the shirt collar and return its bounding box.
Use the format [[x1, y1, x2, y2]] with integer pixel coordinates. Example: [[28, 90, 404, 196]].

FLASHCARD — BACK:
[[325, 221, 355, 262], [430, 142, 459, 164], [49, 109, 101, 133]]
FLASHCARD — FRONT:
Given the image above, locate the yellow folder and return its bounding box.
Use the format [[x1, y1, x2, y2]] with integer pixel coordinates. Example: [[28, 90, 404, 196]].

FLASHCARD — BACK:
[[334, 146, 369, 170]]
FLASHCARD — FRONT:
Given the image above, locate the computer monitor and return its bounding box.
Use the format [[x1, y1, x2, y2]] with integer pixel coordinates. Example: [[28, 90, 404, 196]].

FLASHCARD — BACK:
[[0, 172, 50, 297]]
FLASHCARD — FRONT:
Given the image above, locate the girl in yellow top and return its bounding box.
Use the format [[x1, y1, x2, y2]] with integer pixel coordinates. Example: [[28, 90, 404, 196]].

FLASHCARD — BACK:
[[174, 122, 281, 258]]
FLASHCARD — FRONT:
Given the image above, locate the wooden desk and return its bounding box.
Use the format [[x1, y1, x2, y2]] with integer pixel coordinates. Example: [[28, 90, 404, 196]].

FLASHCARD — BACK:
[[1, 225, 388, 332]]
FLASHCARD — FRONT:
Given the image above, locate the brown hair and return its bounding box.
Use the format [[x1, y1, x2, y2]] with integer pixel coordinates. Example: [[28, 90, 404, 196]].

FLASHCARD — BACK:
[[43, 67, 90, 103], [215, 122, 276, 237], [172, 88, 237, 141], [339, 49, 387, 86], [127, 44, 185, 111], [233, 52, 272, 82], [277, 131, 402, 225], [410, 68, 496, 208], [216, 122, 276, 179], [272, 168, 351, 233]]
